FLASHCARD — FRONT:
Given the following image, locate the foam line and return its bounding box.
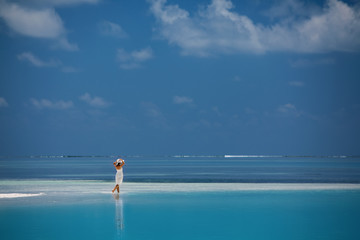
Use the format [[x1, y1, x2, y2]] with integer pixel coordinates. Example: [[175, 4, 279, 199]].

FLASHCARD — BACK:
[[0, 193, 45, 199], [224, 155, 282, 158]]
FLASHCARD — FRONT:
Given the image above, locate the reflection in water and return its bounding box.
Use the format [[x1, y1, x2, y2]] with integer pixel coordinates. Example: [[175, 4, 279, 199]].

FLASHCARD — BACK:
[[113, 193, 124, 237]]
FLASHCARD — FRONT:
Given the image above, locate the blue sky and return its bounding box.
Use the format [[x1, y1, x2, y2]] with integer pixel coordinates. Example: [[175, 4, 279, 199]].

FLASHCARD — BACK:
[[0, 0, 360, 156]]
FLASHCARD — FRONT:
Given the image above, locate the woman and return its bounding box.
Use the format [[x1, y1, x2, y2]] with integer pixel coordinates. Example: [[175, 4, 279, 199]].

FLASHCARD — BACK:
[[112, 158, 125, 193]]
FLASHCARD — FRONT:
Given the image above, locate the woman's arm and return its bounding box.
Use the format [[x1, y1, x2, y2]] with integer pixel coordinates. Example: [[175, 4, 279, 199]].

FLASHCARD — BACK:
[[119, 160, 125, 168], [113, 162, 119, 169]]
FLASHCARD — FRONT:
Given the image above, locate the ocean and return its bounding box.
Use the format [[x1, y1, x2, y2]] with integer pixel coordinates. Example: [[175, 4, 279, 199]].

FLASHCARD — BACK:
[[1, 155, 360, 182], [1, 155, 360, 240]]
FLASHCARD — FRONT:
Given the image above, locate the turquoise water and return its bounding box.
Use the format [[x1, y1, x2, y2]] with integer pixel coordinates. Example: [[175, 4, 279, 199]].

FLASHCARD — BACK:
[[1, 155, 360, 239], [1, 190, 360, 240]]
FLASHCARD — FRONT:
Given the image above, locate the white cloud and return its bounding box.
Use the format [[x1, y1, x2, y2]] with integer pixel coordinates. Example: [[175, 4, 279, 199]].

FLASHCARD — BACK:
[[53, 37, 78, 51], [0, 2, 64, 38], [117, 47, 153, 69], [173, 96, 193, 104], [30, 98, 73, 110], [17, 52, 79, 73], [0, 1, 78, 51], [79, 93, 110, 108], [17, 52, 61, 67], [149, 0, 360, 56], [277, 103, 302, 117], [262, 0, 321, 20], [131, 48, 153, 61], [98, 20, 128, 38], [0, 97, 9, 107], [149, 0, 263, 56]]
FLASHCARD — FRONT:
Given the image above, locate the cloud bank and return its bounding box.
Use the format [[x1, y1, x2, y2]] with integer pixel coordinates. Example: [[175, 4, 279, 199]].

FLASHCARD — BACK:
[[149, 0, 360, 56]]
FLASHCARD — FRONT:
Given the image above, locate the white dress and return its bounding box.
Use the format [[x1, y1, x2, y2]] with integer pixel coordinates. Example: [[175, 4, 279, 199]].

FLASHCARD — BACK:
[[115, 168, 123, 185]]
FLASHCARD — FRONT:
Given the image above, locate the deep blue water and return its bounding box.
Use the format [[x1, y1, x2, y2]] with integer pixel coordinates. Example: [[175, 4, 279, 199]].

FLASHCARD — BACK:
[[1, 155, 360, 183]]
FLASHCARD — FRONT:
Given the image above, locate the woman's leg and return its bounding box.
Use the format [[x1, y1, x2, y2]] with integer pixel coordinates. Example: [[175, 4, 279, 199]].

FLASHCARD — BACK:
[[112, 184, 119, 193], [116, 184, 120, 193]]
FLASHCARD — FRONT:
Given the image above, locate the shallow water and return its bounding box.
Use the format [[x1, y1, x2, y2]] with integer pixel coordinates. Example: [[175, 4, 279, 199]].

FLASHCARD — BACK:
[[1, 188, 360, 240]]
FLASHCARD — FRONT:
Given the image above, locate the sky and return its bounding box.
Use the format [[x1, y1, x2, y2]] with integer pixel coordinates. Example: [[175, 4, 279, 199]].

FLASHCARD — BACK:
[[0, 0, 360, 156]]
